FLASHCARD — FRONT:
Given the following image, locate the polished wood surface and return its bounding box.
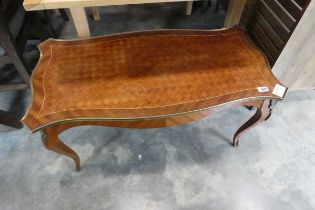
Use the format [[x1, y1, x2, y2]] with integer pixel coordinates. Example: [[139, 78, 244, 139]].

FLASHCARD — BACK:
[[23, 28, 285, 132], [22, 28, 287, 170]]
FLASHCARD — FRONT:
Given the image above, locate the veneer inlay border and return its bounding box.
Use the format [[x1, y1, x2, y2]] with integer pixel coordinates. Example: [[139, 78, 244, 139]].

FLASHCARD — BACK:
[[22, 27, 287, 170]]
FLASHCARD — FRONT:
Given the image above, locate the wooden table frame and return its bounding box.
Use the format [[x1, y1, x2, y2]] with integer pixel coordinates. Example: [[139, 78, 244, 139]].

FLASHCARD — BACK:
[[21, 28, 287, 170], [23, 0, 247, 38], [39, 99, 272, 171]]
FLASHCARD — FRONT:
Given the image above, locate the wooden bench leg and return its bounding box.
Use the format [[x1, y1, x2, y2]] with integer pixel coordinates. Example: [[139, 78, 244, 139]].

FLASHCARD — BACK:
[[41, 127, 80, 171], [186, 1, 194, 15], [69, 7, 91, 38], [92, 7, 100, 21], [224, 0, 247, 27], [233, 100, 272, 146]]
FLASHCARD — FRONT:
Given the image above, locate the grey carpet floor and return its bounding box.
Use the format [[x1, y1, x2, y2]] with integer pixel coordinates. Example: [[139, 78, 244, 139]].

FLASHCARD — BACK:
[[1, 90, 315, 210], [1, 3, 315, 210]]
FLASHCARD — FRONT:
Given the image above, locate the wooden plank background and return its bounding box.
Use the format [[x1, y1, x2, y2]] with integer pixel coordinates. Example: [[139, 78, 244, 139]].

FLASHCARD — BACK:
[[245, 0, 310, 66]]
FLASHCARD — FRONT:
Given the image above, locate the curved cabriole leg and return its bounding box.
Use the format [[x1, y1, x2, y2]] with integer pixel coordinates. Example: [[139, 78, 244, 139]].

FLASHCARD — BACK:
[[41, 127, 81, 171], [233, 100, 272, 146]]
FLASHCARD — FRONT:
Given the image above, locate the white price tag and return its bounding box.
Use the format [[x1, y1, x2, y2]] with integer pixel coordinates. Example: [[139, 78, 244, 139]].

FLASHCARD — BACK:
[[272, 84, 286, 97], [257, 87, 269, 92]]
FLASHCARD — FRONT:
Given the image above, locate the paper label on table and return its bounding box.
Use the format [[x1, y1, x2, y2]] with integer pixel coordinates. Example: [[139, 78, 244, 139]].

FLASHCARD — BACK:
[[257, 87, 269, 92], [272, 84, 286, 97]]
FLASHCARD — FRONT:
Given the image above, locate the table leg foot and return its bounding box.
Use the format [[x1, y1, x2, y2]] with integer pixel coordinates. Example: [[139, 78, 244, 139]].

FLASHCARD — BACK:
[[233, 100, 271, 146], [41, 127, 80, 171]]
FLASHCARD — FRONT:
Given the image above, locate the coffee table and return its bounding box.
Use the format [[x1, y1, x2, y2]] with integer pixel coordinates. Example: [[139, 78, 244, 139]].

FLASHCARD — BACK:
[[22, 27, 287, 171]]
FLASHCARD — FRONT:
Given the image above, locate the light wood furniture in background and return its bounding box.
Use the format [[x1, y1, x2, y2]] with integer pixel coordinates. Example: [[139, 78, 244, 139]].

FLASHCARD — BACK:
[[185, 1, 193, 15], [69, 7, 91, 38], [93, 2, 193, 20], [22, 28, 287, 170], [224, 0, 247, 27], [23, 0, 247, 38], [91, 7, 101, 20]]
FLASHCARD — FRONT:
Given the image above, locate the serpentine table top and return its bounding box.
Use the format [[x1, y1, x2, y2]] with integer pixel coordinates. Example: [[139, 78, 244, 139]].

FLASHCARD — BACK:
[[22, 27, 287, 170]]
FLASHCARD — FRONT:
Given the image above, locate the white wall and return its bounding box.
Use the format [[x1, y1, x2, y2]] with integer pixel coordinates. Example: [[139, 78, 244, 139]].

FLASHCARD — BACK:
[[272, 1, 315, 90]]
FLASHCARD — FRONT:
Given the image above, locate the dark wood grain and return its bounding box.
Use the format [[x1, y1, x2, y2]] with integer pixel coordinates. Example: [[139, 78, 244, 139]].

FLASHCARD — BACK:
[[294, 0, 310, 8], [252, 11, 284, 50], [278, 0, 302, 20], [256, 0, 290, 41], [249, 20, 280, 60], [248, 30, 275, 65]]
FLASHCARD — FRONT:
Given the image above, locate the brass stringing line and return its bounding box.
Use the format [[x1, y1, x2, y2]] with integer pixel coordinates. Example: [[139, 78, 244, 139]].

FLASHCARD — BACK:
[[32, 95, 280, 133], [32, 29, 281, 121], [236, 31, 274, 88], [38, 87, 267, 117], [50, 28, 238, 44], [24, 28, 240, 121], [36, 46, 54, 118]]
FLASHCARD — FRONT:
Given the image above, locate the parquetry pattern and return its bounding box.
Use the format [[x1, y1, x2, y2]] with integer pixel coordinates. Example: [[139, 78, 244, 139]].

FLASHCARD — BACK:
[[22, 28, 285, 131]]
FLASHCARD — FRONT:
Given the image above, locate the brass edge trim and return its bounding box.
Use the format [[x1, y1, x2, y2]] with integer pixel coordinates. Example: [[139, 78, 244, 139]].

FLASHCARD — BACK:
[[21, 43, 46, 124], [24, 27, 288, 132], [21, 38, 57, 126], [33, 96, 282, 133], [22, 27, 240, 127], [240, 30, 288, 90], [45, 27, 239, 43]]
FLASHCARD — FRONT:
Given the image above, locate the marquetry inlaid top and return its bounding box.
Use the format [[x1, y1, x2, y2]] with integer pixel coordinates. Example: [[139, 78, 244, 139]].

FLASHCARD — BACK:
[[22, 28, 286, 132]]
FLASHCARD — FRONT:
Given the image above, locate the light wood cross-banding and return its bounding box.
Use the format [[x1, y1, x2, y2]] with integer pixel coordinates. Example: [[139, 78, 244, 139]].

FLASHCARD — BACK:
[[22, 28, 287, 170]]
